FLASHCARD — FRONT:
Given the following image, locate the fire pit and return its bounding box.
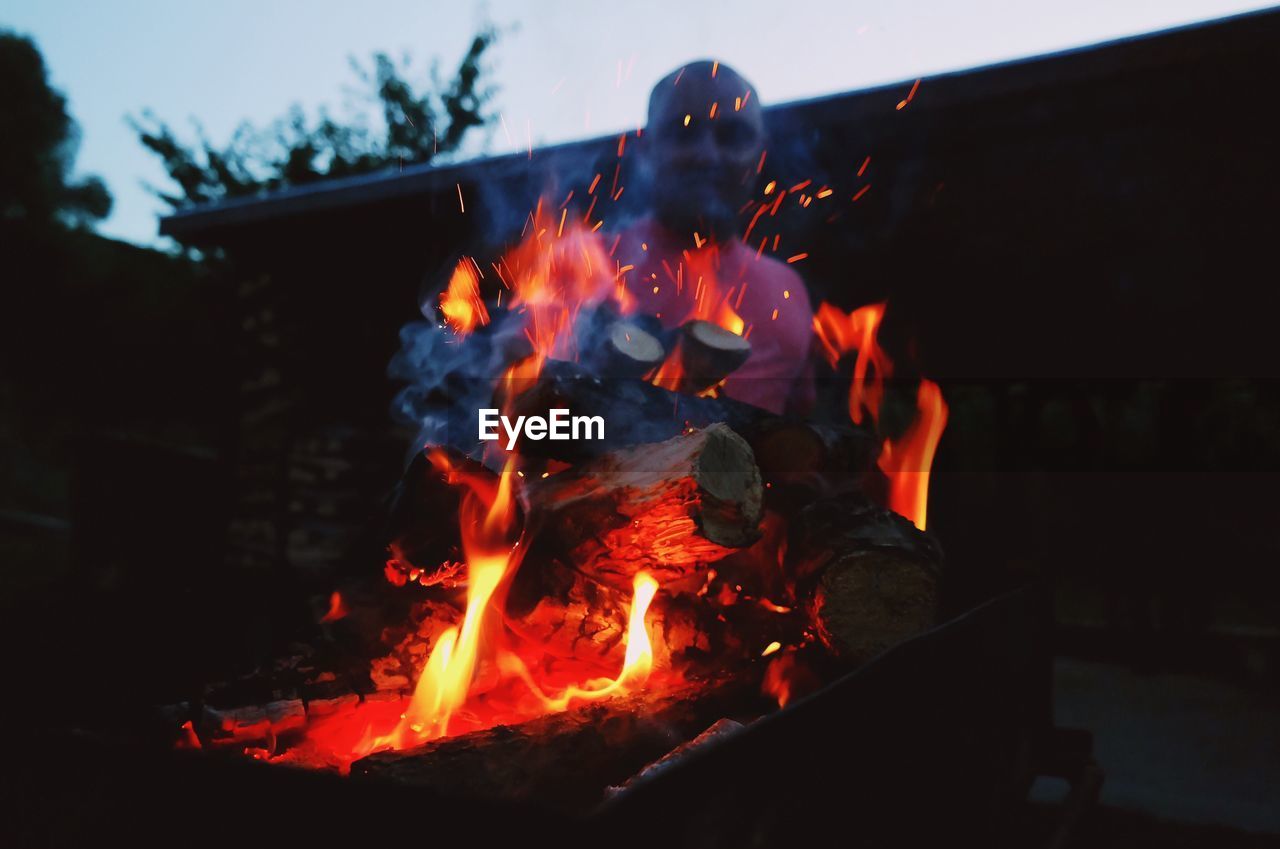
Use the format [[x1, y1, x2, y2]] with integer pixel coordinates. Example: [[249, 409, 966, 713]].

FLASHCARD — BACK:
[[96, 193, 1093, 849]]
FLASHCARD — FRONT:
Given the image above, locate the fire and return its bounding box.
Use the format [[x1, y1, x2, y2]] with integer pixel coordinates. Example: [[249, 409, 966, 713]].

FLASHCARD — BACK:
[[812, 302, 947, 529], [812, 301, 889, 425], [319, 591, 348, 623], [880, 379, 949, 531], [440, 257, 489, 335], [276, 188, 949, 770]]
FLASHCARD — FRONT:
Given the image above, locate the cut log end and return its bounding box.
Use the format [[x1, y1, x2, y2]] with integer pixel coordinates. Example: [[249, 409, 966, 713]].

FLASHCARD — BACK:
[[812, 550, 938, 665], [679, 320, 752, 392], [605, 321, 666, 378]]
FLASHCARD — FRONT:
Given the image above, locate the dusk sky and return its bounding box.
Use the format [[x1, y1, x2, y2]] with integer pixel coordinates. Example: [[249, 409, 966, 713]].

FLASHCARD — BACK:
[[4, 0, 1272, 245]]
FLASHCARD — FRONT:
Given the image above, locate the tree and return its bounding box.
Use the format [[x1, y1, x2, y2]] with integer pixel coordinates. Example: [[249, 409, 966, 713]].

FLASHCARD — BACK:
[[133, 30, 497, 209], [0, 31, 112, 226]]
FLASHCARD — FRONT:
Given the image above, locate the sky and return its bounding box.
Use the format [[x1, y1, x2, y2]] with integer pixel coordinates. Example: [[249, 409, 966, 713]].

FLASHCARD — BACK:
[[2, 0, 1274, 246]]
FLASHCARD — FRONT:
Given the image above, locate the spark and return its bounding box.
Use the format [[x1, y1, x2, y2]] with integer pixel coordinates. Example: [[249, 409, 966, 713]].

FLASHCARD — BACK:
[[499, 113, 514, 146], [683, 114, 691, 127], [763, 180, 776, 195], [858, 155, 871, 177], [771, 308, 779, 321], [816, 187, 833, 199], [613, 186, 625, 201], [790, 179, 811, 193], [673, 67, 686, 86], [588, 173, 602, 194], [783, 290, 790, 299], [734, 96, 742, 111], [896, 78, 921, 111], [558, 208, 567, 237], [787, 253, 808, 264], [852, 185, 870, 203], [617, 134, 627, 157], [744, 203, 768, 243], [709, 102, 718, 119], [711, 60, 719, 78], [756, 149, 767, 174], [559, 190, 574, 209], [456, 183, 465, 213]]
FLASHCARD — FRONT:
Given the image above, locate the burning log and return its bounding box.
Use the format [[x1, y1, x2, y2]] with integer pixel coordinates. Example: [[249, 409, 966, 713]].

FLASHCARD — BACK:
[[602, 320, 666, 378], [747, 419, 878, 500], [676, 319, 752, 392], [350, 677, 760, 812], [506, 555, 714, 668], [526, 423, 764, 594], [790, 493, 942, 665], [383, 447, 512, 588], [504, 359, 766, 460]]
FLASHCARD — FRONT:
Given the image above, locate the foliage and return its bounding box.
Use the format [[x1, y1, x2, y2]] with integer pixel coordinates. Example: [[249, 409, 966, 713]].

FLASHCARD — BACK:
[[132, 31, 497, 209], [0, 31, 112, 226]]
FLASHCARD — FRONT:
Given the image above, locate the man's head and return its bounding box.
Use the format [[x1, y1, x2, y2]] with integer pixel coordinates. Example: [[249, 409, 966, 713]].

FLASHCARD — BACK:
[[645, 60, 765, 240]]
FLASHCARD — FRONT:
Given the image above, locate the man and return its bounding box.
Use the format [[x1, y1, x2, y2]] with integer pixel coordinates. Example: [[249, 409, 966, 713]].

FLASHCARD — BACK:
[[615, 60, 816, 415]]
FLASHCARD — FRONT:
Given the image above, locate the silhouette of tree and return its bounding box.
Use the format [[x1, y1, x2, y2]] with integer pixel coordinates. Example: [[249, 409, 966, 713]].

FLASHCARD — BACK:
[[133, 30, 497, 209], [0, 31, 112, 226]]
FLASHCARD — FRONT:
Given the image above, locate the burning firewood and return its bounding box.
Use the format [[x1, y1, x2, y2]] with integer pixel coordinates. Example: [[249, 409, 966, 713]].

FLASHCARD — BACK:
[[383, 447, 517, 588], [602, 320, 666, 378], [525, 422, 764, 594], [747, 419, 879, 502], [789, 492, 942, 665], [505, 555, 714, 668], [676, 319, 752, 393], [349, 676, 761, 812]]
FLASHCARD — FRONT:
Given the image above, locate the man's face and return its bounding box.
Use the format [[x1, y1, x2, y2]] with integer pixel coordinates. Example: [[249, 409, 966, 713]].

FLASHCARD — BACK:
[[646, 66, 765, 239]]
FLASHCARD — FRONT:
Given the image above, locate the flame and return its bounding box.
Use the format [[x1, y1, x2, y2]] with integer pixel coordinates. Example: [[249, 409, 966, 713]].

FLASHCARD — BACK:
[[762, 652, 798, 708], [440, 257, 489, 335], [812, 301, 889, 425], [879, 379, 949, 531], [319, 591, 348, 623], [811, 302, 947, 529]]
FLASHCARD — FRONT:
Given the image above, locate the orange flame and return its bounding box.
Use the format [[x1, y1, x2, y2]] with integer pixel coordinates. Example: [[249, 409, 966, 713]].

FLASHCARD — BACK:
[[811, 302, 946, 529], [319, 591, 348, 623], [879, 379, 949, 531], [440, 257, 489, 335], [812, 301, 890, 425]]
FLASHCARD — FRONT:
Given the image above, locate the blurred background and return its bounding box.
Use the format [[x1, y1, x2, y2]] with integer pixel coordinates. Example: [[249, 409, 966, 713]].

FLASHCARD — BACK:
[[2, 1, 1278, 844]]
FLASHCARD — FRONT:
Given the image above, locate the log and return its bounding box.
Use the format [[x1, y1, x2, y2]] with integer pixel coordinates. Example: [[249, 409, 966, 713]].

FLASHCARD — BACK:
[[505, 555, 715, 668], [350, 676, 761, 812], [677, 320, 752, 392], [383, 447, 511, 588], [602, 321, 665, 378], [525, 423, 764, 594], [789, 492, 942, 665], [502, 359, 767, 460], [747, 419, 878, 504]]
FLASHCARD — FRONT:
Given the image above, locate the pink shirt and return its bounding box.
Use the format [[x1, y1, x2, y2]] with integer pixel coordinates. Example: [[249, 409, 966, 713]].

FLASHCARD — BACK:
[[613, 219, 816, 415]]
